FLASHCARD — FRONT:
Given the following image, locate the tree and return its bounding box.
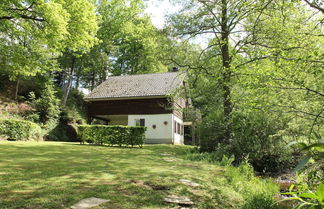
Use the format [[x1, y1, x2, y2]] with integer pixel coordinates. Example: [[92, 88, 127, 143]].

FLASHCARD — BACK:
[[97, 0, 167, 75], [169, 0, 276, 144], [169, 0, 323, 150], [239, 0, 324, 141], [0, 0, 99, 101]]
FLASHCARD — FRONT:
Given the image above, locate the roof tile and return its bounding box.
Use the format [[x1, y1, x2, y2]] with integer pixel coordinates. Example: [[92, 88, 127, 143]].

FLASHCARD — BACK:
[[85, 72, 183, 100]]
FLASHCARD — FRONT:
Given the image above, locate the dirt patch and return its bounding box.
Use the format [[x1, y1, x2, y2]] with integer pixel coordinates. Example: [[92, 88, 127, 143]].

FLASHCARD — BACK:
[[129, 180, 170, 191], [182, 164, 201, 169], [24, 205, 43, 209], [70, 197, 110, 209], [121, 189, 138, 196], [129, 180, 152, 190], [79, 186, 96, 191], [146, 182, 170, 191], [100, 182, 116, 185]]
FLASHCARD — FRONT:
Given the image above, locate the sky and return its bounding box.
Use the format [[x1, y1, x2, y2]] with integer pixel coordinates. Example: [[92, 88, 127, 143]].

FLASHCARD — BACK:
[[144, 0, 209, 48], [144, 0, 179, 29]]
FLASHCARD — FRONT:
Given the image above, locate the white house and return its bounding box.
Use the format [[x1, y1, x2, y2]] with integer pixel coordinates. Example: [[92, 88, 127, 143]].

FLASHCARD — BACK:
[[84, 71, 189, 145]]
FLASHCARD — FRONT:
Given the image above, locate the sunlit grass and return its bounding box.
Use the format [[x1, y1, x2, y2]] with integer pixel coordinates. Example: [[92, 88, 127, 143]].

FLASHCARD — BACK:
[[0, 141, 279, 209]]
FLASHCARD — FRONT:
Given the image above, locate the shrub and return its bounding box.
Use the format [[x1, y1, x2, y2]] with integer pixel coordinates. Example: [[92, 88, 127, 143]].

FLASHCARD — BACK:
[[46, 123, 79, 142], [62, 89, 87, 124], [198, 110, 295, 173], [243, 193, 283, 209], [0, 119, 42, 141], [77, 125, 146, 147], [29, 82, 60, 125]]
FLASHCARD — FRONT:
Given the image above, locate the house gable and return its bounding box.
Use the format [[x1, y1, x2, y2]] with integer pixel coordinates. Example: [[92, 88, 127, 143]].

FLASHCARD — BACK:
[[85, 72, 183, 101]]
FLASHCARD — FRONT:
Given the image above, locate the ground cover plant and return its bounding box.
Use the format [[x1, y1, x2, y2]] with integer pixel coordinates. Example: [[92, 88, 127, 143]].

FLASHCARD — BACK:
[[0, 141, 282, 209]]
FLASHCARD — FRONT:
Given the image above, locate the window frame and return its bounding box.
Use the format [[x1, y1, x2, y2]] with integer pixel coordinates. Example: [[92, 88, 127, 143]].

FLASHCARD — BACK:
[[135, 118, 145, 127]]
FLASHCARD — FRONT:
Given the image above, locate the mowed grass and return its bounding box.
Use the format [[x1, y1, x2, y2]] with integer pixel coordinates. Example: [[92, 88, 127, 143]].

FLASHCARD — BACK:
[[0, 141, 279, 209]]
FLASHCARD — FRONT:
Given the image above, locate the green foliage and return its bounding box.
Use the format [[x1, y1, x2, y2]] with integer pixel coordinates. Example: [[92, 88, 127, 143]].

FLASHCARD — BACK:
[[169, 0, 323, 176], [292, 140, 324, 172], [46, 123, 79, 142], [62, 89, 87, 124], [97, 0, 167, 75], [223, 160, 283, 209], [185, 149, 282, 208], [281, 184, 324, 209], [243, 194, 283, 209], [46, 124, 70, 142], [198, 110, 295, 173], [0, 0, 99, 81], [77, 125, 147, 147], [288, 139, 324, 203], [185, 148, 235, 166], [0, 119, 42, 141], [29, 82, 61, 125]]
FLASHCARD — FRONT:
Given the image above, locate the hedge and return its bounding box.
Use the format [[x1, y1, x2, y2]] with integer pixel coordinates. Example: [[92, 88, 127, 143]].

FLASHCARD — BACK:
[[77, 125, 147, 147], [0, 119, 42, 141]]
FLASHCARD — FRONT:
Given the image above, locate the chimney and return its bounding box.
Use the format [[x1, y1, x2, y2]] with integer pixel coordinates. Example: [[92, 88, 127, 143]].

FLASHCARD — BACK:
[[171, 67, 179, 72]]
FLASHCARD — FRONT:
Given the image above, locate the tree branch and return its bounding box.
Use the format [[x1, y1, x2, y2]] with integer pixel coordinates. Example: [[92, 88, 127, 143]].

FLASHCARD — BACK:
[[303, 0, 324, 13], [0, 14, 44, 22]]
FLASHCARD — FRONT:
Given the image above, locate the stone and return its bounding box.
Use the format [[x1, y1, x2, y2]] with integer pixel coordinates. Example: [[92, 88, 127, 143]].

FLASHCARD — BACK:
[[276, 179, 295, 191], [160, 153, 172, 156], [163, 195, 194, 206], [180, 207, 198, 209], [163, 157, 177, 162], [70, 197, 110, 209], [179, 179, 200, 187]]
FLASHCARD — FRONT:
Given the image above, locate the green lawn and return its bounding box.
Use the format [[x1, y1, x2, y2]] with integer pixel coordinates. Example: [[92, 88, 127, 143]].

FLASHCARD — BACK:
[[0, 141, 279, 209]]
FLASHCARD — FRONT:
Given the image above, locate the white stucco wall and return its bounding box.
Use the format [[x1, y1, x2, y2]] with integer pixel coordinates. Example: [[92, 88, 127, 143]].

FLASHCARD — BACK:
[[173, 115, 184, 145], [128, 114, 173, 144]]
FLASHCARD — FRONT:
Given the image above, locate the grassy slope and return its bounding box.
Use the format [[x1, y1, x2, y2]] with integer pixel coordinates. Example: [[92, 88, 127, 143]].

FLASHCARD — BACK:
[[0, 142, 279, 209]]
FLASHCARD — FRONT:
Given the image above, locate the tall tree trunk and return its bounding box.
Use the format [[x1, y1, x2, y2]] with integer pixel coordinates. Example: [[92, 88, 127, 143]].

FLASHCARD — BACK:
[[61, 70, 66, 89], [62, 55, 75, 106], [75, 68, 80, 89], [91, 71, 95, 91], [14, 76, 20, 101], [221, 0, 232, 144]]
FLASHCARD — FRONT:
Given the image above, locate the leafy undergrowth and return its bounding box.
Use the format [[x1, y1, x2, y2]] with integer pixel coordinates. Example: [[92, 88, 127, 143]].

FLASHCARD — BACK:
[[0, 142, 283, 209]]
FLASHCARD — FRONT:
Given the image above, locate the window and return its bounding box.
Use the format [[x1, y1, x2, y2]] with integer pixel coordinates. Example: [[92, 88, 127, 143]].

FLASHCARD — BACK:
[[177, 123, 180, 134], [135, 118, 145, 127], [174, 122, 184, 135], [180, 125, 184, 135], [140, 119, 145, 126]]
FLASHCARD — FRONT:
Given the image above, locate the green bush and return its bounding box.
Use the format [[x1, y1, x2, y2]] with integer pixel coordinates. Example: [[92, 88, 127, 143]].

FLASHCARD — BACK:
[[243, 193, 284, 209], [198, 110, 295, 173], [62, 89, 87, 124], [77, 125, 146, 147], [0, 119, 42, 141], [29, 82, 60, 125]]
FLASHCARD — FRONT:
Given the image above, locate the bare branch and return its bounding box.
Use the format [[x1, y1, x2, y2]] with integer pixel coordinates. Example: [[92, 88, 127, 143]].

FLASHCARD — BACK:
[[303, 0, 324, 13]]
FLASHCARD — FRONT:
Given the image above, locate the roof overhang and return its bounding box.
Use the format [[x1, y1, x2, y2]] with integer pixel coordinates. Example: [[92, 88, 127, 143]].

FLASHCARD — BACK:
[[84, 95, 168, 102]]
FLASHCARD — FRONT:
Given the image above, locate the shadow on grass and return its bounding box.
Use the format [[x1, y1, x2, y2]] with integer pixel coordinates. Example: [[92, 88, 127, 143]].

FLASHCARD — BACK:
[[0, 142, 196, 209]]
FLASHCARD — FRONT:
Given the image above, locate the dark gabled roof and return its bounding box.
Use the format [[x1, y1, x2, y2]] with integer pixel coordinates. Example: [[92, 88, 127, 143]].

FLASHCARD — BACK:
[[84, 72, 183, 100]]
